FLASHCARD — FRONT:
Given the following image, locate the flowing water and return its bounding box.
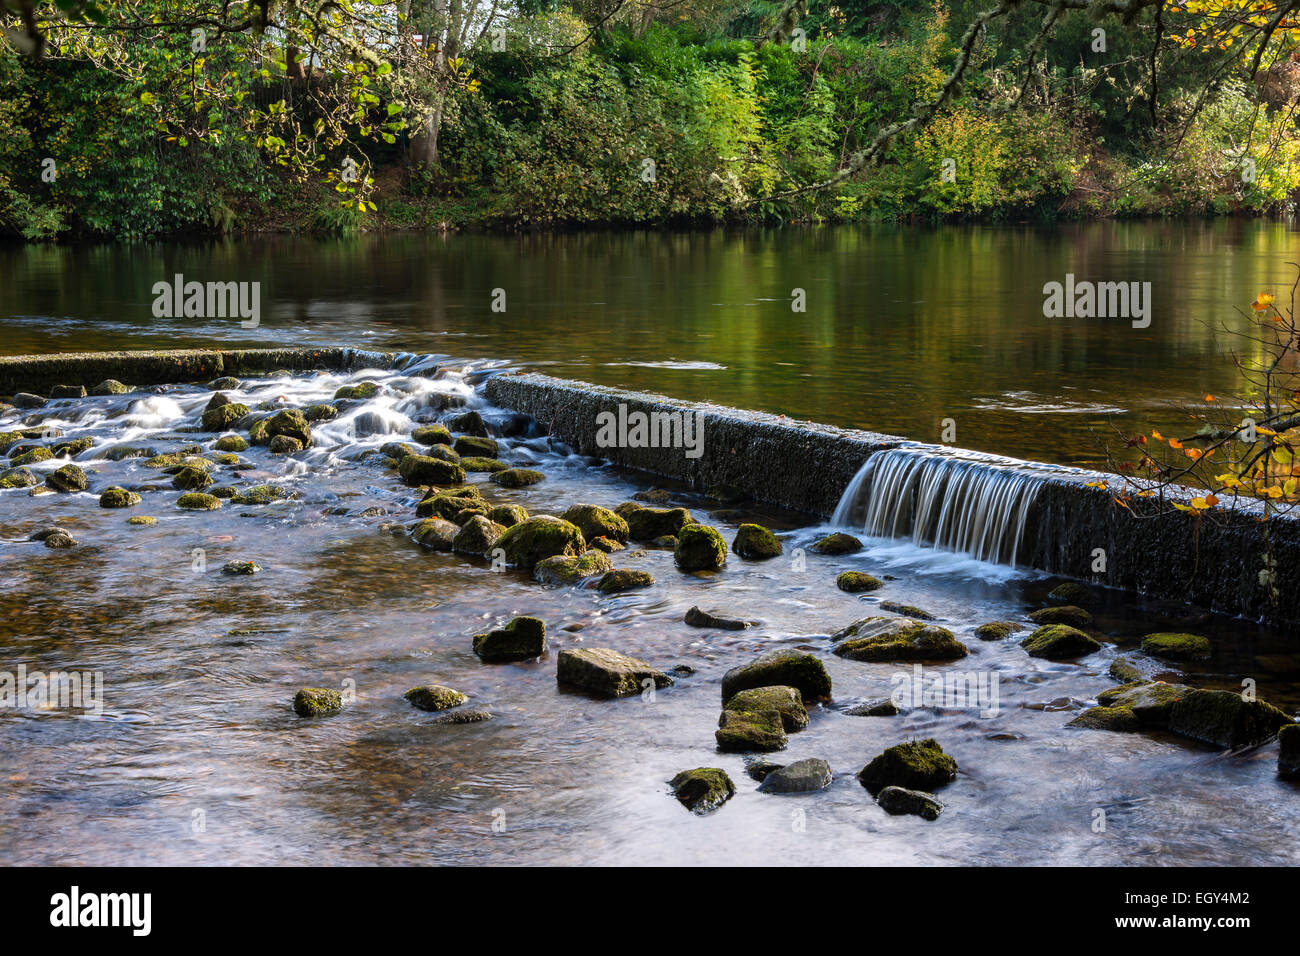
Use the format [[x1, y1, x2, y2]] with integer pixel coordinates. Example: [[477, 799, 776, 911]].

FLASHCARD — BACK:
[[3, 223, 1300, 865]]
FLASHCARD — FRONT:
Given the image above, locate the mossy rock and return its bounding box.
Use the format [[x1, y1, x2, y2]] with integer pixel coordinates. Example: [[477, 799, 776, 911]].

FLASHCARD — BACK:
[[492, 467, 544, 488], [247, 418, 271, 445], [810, 532, 863, 555], [876, 786, 944, 821], [556, 647, 673, 698], [974, 621, 1022, 641], [534, 549, 613, 585], [51, 384, 87, 399], [0, 466, 37, 489], [1096, 681, 1187, 728], [127, 515, 157, 526], [399, 454, 466, 487], [674, 524, 727, 572], [10, 447, 53, 466], [303, 404, 337, 422], [91, 379, 130, 396], [461, 456, 508, 473], [380, 441, 417, 461], [845, 697, 901, 717], [670, 768, 735, 815], [561, 504, 630, 545], [1020, 624, 1101, 660], [416, 489, 484, 521], [721, 649, 832, 703], [837, 570, 882, 593], [293, 688, 344, 717], [201, 402, 250, 431], [1028, 605, 1093, 627], [613, 501, 643, 518], [597, 569, 655, 593], [1109, 657, 1144, 683], [487, 504, 528, 528], [423, 443, 461, 464], [214, 435, 249, 452], [732, 523, 782, 559], [757, 758, 834, 794], [1167, 688, 1293, 749], [45, 463, 88, 492], [448, 409, 489, 436], [404, 685, 468, 712], [177, 492, 222, 510], [334, 382, 380, 400], [99, 487, 141, 508], [716, 709, 788, 753], [53, 437, 93, 457], [172, 465, 213, 491], [412, 424, 453, 447], [832, 617, 968, 662], [453, 435, 498, 458], [1279, 724, 1300, 779], [231, 484, 293, 506], [452, 515, 505, 557], [265, 409, 313, 447], [652, 535, 678, 550], [411, 517, 459, 551], [857, 738, 957, 796], [221, 561, 261, 575], [13, 392, 45, 408], [452, 504, 490, 526], [42, 529, 77, 548], [590, 536, 624, 553], [626, 506, 694, 541], [1140, 632, 1212, 662], [496, 516, 585, 570], [1048, 581, 1099, 606], [473, 616, 546, 663], [143, 451, 205, 470], [1068, 705, 1141, 732], [723, 685, 808, 732]]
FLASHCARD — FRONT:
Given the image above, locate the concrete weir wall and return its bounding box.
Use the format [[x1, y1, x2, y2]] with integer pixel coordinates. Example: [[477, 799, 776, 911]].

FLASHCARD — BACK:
[[486, 372, 1300, 625]]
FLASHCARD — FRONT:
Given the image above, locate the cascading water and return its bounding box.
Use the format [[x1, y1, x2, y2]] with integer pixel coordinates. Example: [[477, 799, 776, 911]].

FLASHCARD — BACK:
[[831, 446, 1054, 566]]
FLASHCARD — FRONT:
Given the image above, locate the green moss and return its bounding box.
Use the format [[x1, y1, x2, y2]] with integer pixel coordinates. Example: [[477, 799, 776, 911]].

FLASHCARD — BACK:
[[10, 446, 53, 466], [1048, 581, 1097, 606], [626, 506, 694, 541], [304, 404, 337, 422], [416, 488, 484, 521], [1096, 681, 1186, 727], [589, 536, 624, 553], [45, 463, 88, 492], [334, 382, 380, 400], [832, 617, 968, 662], [974, 621, 1021, 641], [720, 649, 832, 702], [213, 435, 249, 452], [674, 524, 727, 572], [669, 768, 735, 815], [293, 688, 344, 717], [1141, 632, 1212, 662], [91, 379, 130, 395], [0, 466, 37, 488], [411, 517, 459, 551], [534, 549, 613, 585], [1068, 705, 1141, 732], [879, 602, 935, 620], [1167, 688, 1293, 749], [810, 532, 863, 555], [404, 685, 468, 712], [247, 417, 270, 445], [221, 560, 261, 575], [837, 570, 882, 593], [857, 738, 957, 796], [723, 685, 808, 732], [731, 523, 783, 559], [487, 504, 528, 528], [379, 441, 416, 461], [1028, 605, 1093, 627], [1109, 657, 1143, 682], [715, 709, 788, 753], [561, 504, 630, 544], [461, 456, 508, 473], [398, 454, 466, 487], [1020, 624, 1102, 660], [265, 409, 313, 447], [453, 435, 498, 458], [412, 424, 452, 446], [201, 402, 250, 431], [452, 515, 506, 556], [491, 467, 544, 488], [127, 515, 157, 526], [496, 516, 585, 569], [1279, 724, 1300, 779], [231, 484, 293, 506], [99, 486, 141, 508], [597, 569, 655, 593], [172, 465, 213, 491], [177, 492, 222, 510], [473, 616, 546, 663], [53, 437, 93, 457]]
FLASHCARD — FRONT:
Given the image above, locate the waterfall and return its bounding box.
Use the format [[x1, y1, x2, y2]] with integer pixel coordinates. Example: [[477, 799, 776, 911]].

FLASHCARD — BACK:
[[831, 446, 1052, 566]]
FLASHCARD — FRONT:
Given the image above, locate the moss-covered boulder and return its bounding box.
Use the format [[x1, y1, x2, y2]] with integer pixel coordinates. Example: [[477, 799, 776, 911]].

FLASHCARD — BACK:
[[876, 786, 944, 821], [11, 446, 53, 466], [1020, 624, 1101, 660], [293, 688, 344, 717], [674, 524, 727, 572], [974, 621, 1022, 641], [810, 532, 863, 555], [214, 434, 249, 452], [670, 768, 735, 815], [879, 602, 935, 620], [334, 381, 380, 400], [221, 561, 261, 575], [99, 486, 141, 508], [201, 402, 250, 431], [303, 403, 337, 423], [589, 536, 623, 553], [51, 384, 87, 399], [411, 517, 459, 551], [247, 417, 271, 445], [1048, 581, 1099, 606], [756, 758, 833, 794], [561, 504, 630, 545], [596, 569, 655, 593], [716, 709, 788, 753], [171, 465, 213, 491], [613, 501, 643, 518], [487, 504, 528, 528], [231, 484, 293, 506], [1068, 705, 1141, 732], [857, 738, 957, 796], [13, 392, 45, 408], [732, 523, 782, 559], [415, 488, 481, 520], [42, 529, 77, 548], [832, 617, 969, 662], [626, 506, 694, 541], [473, 616, 546, 663], [1028, 605, 1093, 627], [721, 649, 831, 702], [723, 685, 809, 732], [45, 464, 88, 492], [1141, 632, 1212, 662], [453, 435, 498, 458], [379, 441, 417, 462], [126, 515, 157, 526], [412, 423, 452, 446], [556, 647, 673, 698], [0, 466, 37, 489], [53, 437, 93, 457], [496, 516, 585, 569], [1109, 657, 1144, 683], [837, 570, 882, 593], [461, 456, 508, 473], [1096, 681, 1188, 728], [1279, 724, 1300, 779], [1167, 688, 1292, 749], [91, 379, 130, 396], [177, 492, 222, 510], [404, 685, 468, 712], [448, 409, 489, 436], [492, 467, 544, 488], [265, 408, 313, 447], [423, 443, 461, 464], [534, 549, 613, 585], [452, 515, 505, 557], [399, 454, 466, 486]]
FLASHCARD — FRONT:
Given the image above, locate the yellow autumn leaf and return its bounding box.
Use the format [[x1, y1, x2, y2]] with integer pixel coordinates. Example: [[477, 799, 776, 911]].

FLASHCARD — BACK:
[[1252, 292, 1275, 311]]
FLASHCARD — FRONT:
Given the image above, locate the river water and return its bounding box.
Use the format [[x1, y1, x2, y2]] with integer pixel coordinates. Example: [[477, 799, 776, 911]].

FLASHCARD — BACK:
[[2, 224, 1299, 865]]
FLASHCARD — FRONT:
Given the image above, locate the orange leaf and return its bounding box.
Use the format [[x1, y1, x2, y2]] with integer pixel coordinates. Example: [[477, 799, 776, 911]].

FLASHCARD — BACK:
[[1169, 438, 1184, 449], [1253, 292, 1276, 311]]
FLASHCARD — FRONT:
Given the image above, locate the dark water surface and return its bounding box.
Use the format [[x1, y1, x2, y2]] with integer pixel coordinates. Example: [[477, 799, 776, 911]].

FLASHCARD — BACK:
[[4, 220, 1299, 467]]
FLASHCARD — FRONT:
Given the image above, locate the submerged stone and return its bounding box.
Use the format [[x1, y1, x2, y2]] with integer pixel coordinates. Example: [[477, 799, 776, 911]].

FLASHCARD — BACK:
[[716, 708, 787, 752], [1141, 632, 1212, 662], [837, 571, 882, 593], [473, 616, 546, 663], [857, 738, 957, 796], [721, 649, 831, 703], [596, 569, 655, 593], [99, 486, 141, 508], [561, 504, 630, 544], [757, 758, 832, 794], [534, 549, 612, 585], [974, 621, 1022, 641], [45, 464, 88, 493], [810, 532, 862, 555], [1109, 657, 1144, 683], [879, 602, 935, 620], [732, 523, 782, 559], [556, 647, 673, 698], [177, 492, 222, 510], [231, 484, 293, 506], [171, 465, 213, 491], [127, 516, 157, 526], [675, 524, 727, 572], [845, 697, 901, 717], [684, 606, 749, 630], [221, 561, 261, 575], [1048, 581, 1099, 606], [832, 617, 968, 662], [43, 529, 77, 548], [876, 786, 944, 821], [670, 768, 735, 815], [1020, 624, 1101, 660], [1028, 605, 1093, 627], [293, 688, 344, 717], [404, 685, 468, 712], [431, 708, 494, 724], [492, 467, 545, 488], [1096, 681, 1188, 728], [1167, 688, 1292, 749], [723, 685, 808, 731]]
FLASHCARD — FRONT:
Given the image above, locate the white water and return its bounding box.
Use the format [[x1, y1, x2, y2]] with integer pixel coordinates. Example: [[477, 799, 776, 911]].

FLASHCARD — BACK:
[[831, 446, 1056, 567]]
